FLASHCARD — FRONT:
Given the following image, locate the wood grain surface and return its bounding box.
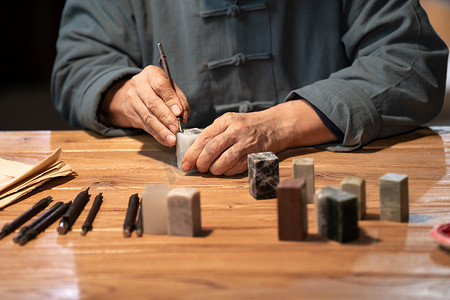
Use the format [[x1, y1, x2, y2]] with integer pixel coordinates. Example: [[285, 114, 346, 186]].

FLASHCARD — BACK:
[[0, 127, 449, 299]]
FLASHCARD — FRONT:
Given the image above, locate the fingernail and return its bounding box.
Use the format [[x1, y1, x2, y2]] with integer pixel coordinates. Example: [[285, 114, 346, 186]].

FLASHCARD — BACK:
[[166, 134, 176, 145], [182, 161, 191, 171], [171, 105, 181, 116], [169, 124, 178, 133]]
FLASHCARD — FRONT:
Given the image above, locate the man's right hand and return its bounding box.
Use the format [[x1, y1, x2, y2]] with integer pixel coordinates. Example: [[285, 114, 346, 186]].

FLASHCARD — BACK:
[[99, 65, 189, 146]]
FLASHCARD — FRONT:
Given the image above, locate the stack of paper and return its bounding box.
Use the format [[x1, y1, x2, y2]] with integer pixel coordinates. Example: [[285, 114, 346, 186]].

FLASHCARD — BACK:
[[0, 147, 74, 209]]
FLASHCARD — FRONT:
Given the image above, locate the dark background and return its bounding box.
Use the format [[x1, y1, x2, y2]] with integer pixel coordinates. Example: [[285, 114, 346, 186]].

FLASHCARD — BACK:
[[0, 1, 71, 130]]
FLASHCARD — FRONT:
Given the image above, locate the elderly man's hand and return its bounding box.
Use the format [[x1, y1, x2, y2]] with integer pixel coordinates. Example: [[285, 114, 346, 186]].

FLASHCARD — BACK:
[[181, 100, 337, 176], [99, 65, 189, 147]]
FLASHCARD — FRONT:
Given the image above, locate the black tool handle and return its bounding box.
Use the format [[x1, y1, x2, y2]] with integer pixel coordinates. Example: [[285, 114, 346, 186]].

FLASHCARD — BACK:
[[13, 201, 63, 243], [136, 202, 143, 237], [58, 188, 91, 234], [81, 193, 103, 235], [123, 193, 140, 237], [19, 201, 72, 245], [0, 196, 52, 239]]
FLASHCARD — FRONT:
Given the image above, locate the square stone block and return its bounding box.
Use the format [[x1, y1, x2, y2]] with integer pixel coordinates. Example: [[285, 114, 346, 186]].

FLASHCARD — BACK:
[[292, 158, 314, 204], [341, 176, 366, 220], [141, 184, 171, 234], [277, 178, 307, 241], [248, 152, 279, 200], [379, 173, 409, 222], [313, 186, 340, 236], [326, 190, 359, 243], [167, 187, 202, 237], [176, 128, 202, 171]]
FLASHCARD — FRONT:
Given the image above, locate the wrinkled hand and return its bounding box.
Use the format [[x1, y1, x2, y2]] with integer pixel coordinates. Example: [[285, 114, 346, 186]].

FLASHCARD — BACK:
[[181, 100, 337, 176], [100, 65, 189, 146], [181, 111, 284, 176]]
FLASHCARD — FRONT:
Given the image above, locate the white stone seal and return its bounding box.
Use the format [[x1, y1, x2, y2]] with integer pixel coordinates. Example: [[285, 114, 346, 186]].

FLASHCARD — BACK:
[[176, 128, 202, 170]]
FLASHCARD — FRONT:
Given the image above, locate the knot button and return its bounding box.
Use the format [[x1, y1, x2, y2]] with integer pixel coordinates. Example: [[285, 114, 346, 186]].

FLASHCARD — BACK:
[[239, 101, 253, 113], [226, 4, 241, 17], [233, 53, 247, 66]]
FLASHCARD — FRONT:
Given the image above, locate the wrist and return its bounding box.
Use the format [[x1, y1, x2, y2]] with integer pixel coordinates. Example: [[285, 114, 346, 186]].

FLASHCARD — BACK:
[[267, 100, 337, 150], [98, 78, 131, 127]]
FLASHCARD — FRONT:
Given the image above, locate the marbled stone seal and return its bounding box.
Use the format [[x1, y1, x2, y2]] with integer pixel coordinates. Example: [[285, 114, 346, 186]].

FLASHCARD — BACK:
[[313, 186, 341, 237], [248, 152, 279, 200]]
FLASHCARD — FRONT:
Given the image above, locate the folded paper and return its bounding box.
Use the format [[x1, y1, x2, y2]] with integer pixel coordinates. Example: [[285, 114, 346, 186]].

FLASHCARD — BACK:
[[0, 147, 75, 209]]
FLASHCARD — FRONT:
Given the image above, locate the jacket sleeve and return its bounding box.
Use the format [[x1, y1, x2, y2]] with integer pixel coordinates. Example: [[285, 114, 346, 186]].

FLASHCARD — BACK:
[[286, 0, 448, 151], [51, 0, 143, 136]]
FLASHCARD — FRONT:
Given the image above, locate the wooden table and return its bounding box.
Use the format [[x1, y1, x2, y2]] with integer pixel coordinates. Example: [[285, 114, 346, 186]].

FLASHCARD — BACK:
[[0, 128, 449, 299]]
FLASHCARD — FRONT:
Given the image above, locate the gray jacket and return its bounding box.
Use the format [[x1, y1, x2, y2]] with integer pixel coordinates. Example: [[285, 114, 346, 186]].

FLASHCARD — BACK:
[[51, 0, 448, 151]]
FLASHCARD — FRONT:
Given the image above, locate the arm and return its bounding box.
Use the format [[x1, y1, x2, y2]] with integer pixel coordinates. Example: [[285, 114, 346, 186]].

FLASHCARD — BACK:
[[51, 1, 140, 135], [182, 100, 337, 176], [290, 0, 448, 151], [51, 1, 188, 142]]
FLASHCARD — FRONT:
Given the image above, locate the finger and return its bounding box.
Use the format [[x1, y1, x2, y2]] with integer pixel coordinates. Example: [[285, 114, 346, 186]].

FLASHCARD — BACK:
[[180, 128, 215, 172], [125, 90, 176, 146], [148, 66, 185, 118], [136, 89, 179, 134], [131, 73, 179, 134], [223, 156, 248, 176], [138, 108, 177, 147], [196, 133, 235, 173], [208, 142, 246, 175], [181, 118, 229, 172], [174, 83, 190, 123]]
